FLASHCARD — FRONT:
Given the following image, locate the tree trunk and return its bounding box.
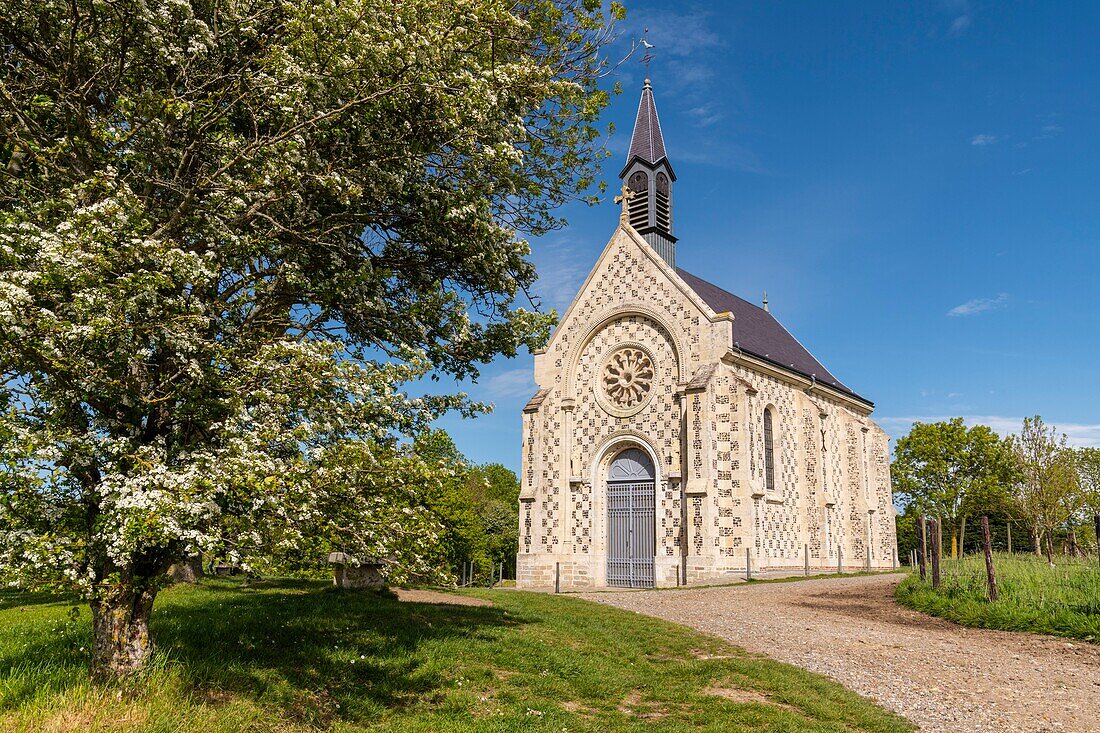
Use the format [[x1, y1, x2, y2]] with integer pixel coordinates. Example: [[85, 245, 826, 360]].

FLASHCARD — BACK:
[[169, 556, 204, 584], [1032, 528, 1041, 556], [1044, 531, 1055, 565], [90, 584, 158, 680]]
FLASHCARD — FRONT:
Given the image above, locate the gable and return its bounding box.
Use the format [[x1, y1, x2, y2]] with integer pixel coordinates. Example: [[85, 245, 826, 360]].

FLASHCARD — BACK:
[[534, 225, 720, 386]]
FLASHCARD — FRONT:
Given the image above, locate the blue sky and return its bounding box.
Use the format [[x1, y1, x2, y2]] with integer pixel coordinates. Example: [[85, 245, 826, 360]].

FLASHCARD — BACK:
[[434, 1, 1100, 472]]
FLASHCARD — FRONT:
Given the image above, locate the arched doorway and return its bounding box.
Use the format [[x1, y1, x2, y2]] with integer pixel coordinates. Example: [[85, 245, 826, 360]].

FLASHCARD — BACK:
[[606, 447, 656, 588]]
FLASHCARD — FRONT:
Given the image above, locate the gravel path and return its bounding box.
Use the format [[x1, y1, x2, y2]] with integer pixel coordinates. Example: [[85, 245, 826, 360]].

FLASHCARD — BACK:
[[577, 574, 1100, 733]]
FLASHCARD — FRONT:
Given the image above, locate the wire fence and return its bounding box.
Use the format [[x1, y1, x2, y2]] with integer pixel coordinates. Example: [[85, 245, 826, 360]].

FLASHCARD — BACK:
[[929, 553, 1100, 615], [908, 515, 1100, 617]]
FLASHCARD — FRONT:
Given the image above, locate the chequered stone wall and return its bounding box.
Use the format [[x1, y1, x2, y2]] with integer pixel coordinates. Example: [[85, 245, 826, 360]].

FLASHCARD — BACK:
[[517, 226, 897, 587]]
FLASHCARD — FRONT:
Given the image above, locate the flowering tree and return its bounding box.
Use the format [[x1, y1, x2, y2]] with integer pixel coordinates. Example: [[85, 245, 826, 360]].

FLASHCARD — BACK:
[[0, 0, 621, 678]]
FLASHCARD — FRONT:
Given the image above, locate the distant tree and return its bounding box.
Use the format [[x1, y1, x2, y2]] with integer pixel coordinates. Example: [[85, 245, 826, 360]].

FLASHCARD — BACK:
[[1011, 417, 1080, 563], [412, 432, 521, 581], [891, 418, 1017, 554], [1077, 448, 1100, 513], [414, 430, 490, 575], [0, 0, 622, 679], [472, 463, 521, 573], [1072, 447, 1100, 553], [894, 504, 918, 565]]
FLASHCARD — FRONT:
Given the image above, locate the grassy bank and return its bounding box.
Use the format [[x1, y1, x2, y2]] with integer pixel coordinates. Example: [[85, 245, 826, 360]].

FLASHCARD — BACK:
[[895, 552, 1100, 642], [0, 579, 913, 732]]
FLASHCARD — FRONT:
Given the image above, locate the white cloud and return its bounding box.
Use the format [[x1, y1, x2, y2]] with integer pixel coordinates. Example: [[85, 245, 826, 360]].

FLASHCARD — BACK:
[[877, 416, 1100, 448], [687, 104, 722, 127], [948, 14, 972, 36], [941, 0, 972, 36], [481, 368, 536, 401], [1036, 124, 1063, 140], [947, 293, 1009, 317], [970, 133, 999, 146]]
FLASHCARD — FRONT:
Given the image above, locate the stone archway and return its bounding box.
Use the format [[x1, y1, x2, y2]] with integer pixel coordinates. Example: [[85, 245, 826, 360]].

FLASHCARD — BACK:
[[606, 447, 656, 588]]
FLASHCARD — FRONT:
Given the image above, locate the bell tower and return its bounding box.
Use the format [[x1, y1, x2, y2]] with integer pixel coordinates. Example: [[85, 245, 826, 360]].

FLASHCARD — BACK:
[[619, 77, 676, 268]]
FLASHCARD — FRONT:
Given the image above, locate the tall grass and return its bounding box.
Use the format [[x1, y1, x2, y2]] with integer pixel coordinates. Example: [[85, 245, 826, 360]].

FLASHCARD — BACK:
[[896, 552, 1100, 642]]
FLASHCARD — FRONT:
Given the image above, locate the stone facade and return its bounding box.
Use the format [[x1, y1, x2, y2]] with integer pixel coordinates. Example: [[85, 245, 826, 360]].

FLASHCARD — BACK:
[[517, 224, 897, 588]]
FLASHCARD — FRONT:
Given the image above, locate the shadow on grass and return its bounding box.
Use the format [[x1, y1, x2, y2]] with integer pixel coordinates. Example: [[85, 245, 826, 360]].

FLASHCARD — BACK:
[[0, 590, 75, 612], [0, 580, 521, 726], [150, 581, 521, 723]]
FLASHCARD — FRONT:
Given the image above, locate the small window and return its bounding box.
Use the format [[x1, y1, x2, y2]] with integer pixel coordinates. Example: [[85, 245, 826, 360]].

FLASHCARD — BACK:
[[763, 407, 776, 493]]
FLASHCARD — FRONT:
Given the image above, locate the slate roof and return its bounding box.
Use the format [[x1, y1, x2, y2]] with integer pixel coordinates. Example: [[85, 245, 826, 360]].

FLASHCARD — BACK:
[[619, 80, 671, 178], [676, 268, 871, 406]]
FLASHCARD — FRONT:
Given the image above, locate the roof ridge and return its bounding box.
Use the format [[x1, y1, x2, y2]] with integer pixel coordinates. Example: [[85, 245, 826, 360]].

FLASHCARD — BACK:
[[675, 267, 869, 405]]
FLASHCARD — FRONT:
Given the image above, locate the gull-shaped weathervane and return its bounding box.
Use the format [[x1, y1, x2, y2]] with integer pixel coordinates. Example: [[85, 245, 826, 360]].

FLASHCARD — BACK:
[[641, 28, 655, 78]]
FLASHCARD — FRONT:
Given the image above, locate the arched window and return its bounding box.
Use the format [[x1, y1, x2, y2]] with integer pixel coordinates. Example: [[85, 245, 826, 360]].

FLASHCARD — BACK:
[[763, 407, 777, 493]]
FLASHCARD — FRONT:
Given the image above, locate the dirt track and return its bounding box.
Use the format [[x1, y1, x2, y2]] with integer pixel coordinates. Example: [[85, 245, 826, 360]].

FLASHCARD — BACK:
[[577, 574, 1100, 733]]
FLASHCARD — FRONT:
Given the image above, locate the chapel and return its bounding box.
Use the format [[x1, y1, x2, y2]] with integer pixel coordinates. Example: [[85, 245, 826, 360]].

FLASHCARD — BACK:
[[517, 77, 898, 589]]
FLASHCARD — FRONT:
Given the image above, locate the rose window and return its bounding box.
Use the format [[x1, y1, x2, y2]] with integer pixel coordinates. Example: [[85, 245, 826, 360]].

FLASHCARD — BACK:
[[603, 347, 654, 408]]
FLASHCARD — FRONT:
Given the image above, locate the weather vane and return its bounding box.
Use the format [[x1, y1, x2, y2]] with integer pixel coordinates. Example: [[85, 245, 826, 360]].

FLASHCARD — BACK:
[[641, 28, 655, 80]]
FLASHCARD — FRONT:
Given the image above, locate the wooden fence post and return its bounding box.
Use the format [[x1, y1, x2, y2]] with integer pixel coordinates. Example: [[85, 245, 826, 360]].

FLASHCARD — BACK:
[[917, 514, 928, 581], [981, 516, 998, 602], [804, 544, 809, 576], [1095, 514, 1100, 565], [554, 562, 560, 594], [1007, 522, 1012, 554], [746, 548, 752, 581], [930, 519, 942, 590]]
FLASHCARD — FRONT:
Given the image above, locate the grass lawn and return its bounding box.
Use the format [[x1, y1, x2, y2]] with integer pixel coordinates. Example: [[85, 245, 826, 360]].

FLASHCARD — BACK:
[[895, 552, 1100, 642], [0, 579, 914, 732]]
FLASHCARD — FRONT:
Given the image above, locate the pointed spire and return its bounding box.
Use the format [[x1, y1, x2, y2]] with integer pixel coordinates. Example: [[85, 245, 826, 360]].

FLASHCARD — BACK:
[[618, 70, 677, 268], [625, 78, 668, 169], [762, 291, 770, 312]]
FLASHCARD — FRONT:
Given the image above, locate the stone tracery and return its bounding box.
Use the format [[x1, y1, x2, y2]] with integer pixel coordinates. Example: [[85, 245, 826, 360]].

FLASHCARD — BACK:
[[603, 347, 654, 409]]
